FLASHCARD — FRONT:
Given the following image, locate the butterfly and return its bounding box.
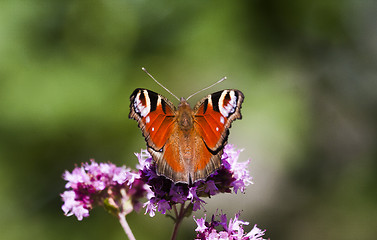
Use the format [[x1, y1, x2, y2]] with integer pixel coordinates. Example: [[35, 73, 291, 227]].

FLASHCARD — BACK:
[[129, 88, 244, 184]]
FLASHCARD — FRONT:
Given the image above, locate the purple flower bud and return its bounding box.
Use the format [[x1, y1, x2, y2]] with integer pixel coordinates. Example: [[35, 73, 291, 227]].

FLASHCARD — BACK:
[[157, 199, 172, 214], [204, 180, 218, 195]]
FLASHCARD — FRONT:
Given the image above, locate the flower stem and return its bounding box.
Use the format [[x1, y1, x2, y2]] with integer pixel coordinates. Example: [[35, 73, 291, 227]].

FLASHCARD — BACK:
[[170, 203, 186, 240], [118, 212, 136, 240]]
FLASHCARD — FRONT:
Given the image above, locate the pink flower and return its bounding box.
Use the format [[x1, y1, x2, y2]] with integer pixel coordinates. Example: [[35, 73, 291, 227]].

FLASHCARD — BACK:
[[61, 160, 147, 220], [194, 213, 267, 240], [193, 215, 207, 233], [246, 225, 267, 240], [61, 190, 89, 221]]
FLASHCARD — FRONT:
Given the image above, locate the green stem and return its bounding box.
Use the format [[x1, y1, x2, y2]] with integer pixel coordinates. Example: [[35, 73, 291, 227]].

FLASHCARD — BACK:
[[118, 212, 136, 240], [170, 202, 186, 240]]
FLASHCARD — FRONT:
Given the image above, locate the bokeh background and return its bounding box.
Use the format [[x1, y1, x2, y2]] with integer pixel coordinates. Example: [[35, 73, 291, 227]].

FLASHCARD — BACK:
[[1, 0, 376, 239]]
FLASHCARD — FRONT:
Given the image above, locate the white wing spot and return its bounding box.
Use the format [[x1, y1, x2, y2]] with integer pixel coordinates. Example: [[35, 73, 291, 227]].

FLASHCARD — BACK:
[[146, 116, 150, 123], [220, 116, 225, 124], [134, 90, 151, 117], [219, 90, 237, 117], [216, 127, 219, 131], [152, 127, 155, 131]]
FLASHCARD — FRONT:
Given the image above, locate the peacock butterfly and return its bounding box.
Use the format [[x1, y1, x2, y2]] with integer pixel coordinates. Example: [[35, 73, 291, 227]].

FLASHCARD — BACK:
[[129, 88, 244, 184]]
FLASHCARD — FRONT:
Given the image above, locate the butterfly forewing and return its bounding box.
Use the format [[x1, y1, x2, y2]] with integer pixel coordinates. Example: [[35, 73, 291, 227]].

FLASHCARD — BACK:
[[129, 89, 176, 151], [193, 89, 244, 151]]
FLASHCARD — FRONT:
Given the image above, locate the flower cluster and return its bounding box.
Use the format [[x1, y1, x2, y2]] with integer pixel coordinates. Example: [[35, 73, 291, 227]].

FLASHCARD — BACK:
[[194, 213, 266, 240], [137, 144, 253, 217], [61, 160, 147, 220], [60, 144, 268, 239]]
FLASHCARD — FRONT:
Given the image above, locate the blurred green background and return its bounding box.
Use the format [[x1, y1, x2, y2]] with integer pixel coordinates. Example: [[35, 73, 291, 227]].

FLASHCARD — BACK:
[[1, 0, 376, 239]]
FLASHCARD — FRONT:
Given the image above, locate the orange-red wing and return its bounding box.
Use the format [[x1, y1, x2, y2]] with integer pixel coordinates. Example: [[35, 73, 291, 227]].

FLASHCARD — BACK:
[[194, 110, 226, 149], [161, 138, 183, 172], [152, 128, 186, 182], [129, 89, 176, 151], [155, 130, 220, 183], [193, 138, 215, 171], [193, 89, 244, 151]]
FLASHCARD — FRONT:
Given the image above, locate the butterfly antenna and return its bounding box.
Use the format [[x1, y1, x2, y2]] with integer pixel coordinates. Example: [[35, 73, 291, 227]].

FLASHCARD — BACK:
[[141, 67, 180, 101], [186, 76, 227, 100]]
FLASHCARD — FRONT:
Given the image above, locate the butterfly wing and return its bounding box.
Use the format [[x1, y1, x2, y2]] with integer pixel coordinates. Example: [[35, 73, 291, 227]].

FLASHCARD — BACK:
[[192, 89, 244, 179], [130, 89, 188, 182], [129, 88, 176, 151]]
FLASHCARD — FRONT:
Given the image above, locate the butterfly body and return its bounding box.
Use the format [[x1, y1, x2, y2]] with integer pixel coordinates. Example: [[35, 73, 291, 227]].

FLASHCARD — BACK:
[[129, 88, 244, 184]]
